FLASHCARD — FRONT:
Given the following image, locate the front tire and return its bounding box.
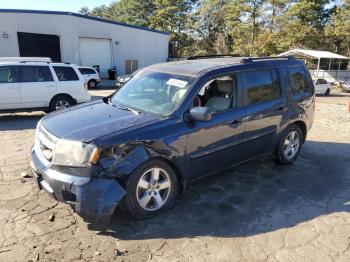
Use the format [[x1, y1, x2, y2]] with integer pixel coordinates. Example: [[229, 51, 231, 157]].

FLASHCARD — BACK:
[[49, 95, 74, 112], [121, 160, 178, 219], [88, 80, 97, 89], [275, 124, 303, 165], [325, 88, 330, 95]]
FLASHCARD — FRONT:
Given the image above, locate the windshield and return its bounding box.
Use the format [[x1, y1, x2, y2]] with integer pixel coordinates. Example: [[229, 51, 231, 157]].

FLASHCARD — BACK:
[[111, 70, 194, 116]]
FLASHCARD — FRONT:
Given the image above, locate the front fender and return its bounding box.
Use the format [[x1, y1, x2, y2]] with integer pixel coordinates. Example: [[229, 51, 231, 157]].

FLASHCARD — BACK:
[[99, 143, 185, 180]]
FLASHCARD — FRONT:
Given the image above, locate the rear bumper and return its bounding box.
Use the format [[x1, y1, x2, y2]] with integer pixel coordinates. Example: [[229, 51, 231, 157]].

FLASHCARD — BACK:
[[342, 85, 350, 91], [30, 146, 126, 223]]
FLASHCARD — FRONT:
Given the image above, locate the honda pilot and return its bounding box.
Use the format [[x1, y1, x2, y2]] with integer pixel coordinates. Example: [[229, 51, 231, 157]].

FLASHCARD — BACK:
[[31, 56, 315, 223]]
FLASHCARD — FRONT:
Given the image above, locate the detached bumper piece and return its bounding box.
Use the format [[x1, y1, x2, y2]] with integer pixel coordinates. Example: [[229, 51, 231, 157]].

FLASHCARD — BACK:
[[31, 148, 126, 224], [75, 179, 126, 224]]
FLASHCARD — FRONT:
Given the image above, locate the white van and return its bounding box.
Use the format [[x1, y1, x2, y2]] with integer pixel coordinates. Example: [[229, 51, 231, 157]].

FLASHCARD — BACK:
[[0, 61, 91, 113], [78, 67, 101, 89]]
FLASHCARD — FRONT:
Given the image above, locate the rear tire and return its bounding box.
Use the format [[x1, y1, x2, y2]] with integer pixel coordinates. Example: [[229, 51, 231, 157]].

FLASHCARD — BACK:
[[120, 159, 178, 219], [275, 124, 303, 165], [88, 80, 97, 89], [49, 95, 74, 112], [325, 89, 330, 95]]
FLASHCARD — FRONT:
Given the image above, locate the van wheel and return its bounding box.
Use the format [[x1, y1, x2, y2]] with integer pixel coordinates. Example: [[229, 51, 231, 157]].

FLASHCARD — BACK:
[[120, 159, 178, 219], [275, 124, 303, 165], [49, 95, 74, 112], [88, 80, 97, 89], [325, 89, 330, 95]]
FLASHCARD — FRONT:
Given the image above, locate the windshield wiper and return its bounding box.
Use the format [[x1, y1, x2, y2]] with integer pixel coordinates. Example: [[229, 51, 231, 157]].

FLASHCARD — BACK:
[[118, 106, 140, 115]]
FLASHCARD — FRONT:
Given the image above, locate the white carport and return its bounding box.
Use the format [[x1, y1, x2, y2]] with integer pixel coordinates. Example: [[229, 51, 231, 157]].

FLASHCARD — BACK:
[[278, 49, 349, 82]]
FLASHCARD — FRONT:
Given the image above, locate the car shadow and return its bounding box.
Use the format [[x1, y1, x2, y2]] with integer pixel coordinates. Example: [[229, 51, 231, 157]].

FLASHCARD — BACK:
[[94, 140, 350, 240], [0, 113, 44, 131]]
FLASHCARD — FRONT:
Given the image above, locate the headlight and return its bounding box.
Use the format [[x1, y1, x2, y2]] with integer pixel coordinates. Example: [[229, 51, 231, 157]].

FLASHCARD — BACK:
[[52, 139, 101, 167]]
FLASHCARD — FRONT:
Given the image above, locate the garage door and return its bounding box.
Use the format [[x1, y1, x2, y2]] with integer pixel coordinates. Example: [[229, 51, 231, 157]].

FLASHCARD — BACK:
[[79, 38, 112, 77], [18, 32, 61, 62]]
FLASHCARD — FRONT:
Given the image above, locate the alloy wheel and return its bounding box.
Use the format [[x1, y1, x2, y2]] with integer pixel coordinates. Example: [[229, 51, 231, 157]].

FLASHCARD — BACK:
[[55, 100, 71, 111], [283, 131, 300, 159], [136, 167, 171, 211]]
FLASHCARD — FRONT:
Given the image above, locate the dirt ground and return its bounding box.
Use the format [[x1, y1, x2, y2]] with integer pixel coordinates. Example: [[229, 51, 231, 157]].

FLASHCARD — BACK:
[[0, 89, 350, 262]]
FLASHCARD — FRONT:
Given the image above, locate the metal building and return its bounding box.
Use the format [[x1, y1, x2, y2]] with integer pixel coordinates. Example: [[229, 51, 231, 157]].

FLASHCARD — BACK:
[[0, 9, 169, 76]]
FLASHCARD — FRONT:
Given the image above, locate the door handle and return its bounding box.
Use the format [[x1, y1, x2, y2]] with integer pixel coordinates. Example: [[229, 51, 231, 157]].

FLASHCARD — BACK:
[[230, 119, 243, 128], [278, 105, 286, 112]]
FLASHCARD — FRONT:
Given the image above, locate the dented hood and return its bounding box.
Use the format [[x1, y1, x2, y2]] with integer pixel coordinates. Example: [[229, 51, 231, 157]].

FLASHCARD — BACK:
[[42, 100, 160, 141]]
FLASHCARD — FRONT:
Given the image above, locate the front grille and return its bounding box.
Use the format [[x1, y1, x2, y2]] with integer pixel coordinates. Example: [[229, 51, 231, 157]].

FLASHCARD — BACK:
[[35, 124, 58, 164]]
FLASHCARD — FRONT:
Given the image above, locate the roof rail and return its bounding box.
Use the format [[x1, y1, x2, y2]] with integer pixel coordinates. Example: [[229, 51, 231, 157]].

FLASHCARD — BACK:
[[19, 61, 50, 64], [241, 56, 295, 64], [187, 54, 240, 60]]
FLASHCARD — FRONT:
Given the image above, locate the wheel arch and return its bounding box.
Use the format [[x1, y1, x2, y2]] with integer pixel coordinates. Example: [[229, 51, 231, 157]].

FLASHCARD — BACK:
[[49, 93, 75, 105], [290, 120, 307, 143], [152, 156, 186, 194], [104, 145, 187, 194]]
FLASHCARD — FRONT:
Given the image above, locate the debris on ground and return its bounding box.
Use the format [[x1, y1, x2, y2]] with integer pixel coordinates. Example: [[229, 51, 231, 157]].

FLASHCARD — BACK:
[[20, 171, 32, 178], [94, 251, 101, 256], [114, 248, 128, 257], [32, 251, 39, 262], [48, 214, 55, 222]]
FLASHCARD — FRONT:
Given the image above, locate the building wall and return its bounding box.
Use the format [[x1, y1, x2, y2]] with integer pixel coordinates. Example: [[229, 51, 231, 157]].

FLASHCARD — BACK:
[[0, 12, 169, 76]]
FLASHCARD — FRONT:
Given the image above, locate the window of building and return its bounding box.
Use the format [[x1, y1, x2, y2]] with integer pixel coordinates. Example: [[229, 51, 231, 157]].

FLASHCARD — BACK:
[[53, 66, 79, 81], [243, 70, 274, 104], [0, 66, 21, 83], [288, 66, 310, 94], [21, 66, 54, 82], [125, 60, 139, 75]]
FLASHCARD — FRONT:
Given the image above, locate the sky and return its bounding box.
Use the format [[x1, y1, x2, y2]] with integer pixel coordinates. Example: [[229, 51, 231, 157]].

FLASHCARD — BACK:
[[0, 0, 114, 13]]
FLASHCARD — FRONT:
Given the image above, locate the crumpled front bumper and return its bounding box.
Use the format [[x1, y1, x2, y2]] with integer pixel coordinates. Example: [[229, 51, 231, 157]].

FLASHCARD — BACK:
[[30, 146, 126, 224]]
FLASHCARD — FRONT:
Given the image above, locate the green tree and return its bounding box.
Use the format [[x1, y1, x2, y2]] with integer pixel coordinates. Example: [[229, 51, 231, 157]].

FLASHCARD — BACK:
[[325, 1, 350, 55]]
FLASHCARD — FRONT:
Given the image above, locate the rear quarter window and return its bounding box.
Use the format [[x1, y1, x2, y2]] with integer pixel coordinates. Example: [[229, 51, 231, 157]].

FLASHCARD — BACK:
[[288, 66, 310, 94], [79, 68, 96, 75], [53, 66, 79, 81]]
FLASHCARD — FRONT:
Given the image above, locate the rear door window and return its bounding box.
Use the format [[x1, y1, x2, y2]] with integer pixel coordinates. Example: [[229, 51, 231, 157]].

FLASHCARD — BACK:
[[288, 66, 310, 94], [21, 66, 54, 82], [53, 66, 79, 81], [243, 70, 274, 105]]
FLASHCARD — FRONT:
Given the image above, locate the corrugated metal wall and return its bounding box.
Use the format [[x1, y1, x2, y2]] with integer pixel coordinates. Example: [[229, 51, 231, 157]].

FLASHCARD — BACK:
[[0, 12, 169, 76]]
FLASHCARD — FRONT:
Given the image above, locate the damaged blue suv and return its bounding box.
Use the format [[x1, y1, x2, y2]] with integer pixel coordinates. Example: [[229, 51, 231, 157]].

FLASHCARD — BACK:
[[31, 56, 315, 223]]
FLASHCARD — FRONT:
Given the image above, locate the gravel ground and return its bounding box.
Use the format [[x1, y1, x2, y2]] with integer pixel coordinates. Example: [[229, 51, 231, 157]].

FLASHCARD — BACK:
[[0, 89, 350, 262]]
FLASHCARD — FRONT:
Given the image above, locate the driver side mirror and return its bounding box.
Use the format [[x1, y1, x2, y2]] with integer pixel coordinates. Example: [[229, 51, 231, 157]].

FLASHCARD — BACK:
[[189, 107, 212, 122]]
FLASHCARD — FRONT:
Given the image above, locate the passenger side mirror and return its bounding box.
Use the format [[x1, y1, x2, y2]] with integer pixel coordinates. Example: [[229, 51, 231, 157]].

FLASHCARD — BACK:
[[189, 107, 212, 122]]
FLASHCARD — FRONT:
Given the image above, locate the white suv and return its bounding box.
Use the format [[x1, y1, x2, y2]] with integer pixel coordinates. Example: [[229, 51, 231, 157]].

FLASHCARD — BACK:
[[78, 67, 101, 89], [0, 61, 91, 113]]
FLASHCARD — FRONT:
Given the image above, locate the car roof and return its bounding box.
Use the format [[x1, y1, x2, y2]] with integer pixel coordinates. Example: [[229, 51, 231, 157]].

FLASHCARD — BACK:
[[146, 58, 243, 76], [78, 66, 95, 69], [146, 57, 302, 77]]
